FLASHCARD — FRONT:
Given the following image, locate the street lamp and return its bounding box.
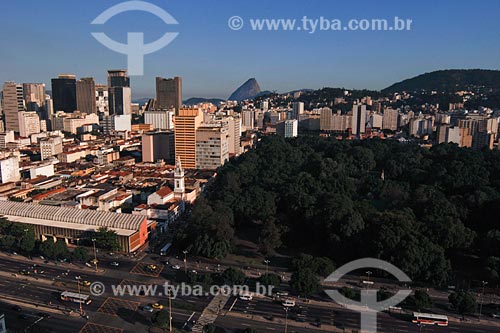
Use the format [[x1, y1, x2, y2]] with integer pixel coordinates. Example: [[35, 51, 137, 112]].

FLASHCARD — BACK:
[[183, 250, 188, 274], [264, 259, 270, 275], [283, 307, 289, 333], [75, 276, 83, 316], [166, 286, 173, 333], [479, 281, 488, 321], [91, 238, 98, 273]]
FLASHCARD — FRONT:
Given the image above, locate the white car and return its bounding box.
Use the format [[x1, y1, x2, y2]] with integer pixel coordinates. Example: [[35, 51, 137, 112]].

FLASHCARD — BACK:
[[282, 299, 296, 307], [171, 265, 181, 270], [110, 261, 120, 267], [239, 293, 253, 301]]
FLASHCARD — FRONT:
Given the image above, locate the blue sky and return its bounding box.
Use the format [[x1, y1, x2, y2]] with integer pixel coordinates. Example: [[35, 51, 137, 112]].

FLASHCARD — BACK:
[[1, 0, 499, 99]]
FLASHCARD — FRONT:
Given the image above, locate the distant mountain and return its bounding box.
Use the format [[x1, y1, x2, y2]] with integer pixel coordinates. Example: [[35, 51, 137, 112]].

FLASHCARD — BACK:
[[184, 97, 225, 106], [228, 78, 262, 101], [383, 69, 500, 93]]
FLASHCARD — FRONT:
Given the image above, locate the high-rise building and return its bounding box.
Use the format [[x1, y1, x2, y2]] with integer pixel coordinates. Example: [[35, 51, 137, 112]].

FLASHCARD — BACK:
[[144, 110, 174, 130], [226, 116, 241, 156], [95, 84, 109, 114], [292, 102, 304, 119], [196, 123, 229, 170], [23, 83, 46, 112], [108, 71, 131, 116], [351, 104, 367, 136], [242, 110, 255, 130], [107, 70, 130, 88], [382, 108, 399, 131], [277, 119, 298, 138], [2, 82, 24, 132], [76, 78, 97, 114], [142, 131, 175, 163], [109, 87, 131, 116], [156, 76, 182, 113], [174, 108, 203, 169], [51, 74, 77, 113], [18, 111, 41, 137]]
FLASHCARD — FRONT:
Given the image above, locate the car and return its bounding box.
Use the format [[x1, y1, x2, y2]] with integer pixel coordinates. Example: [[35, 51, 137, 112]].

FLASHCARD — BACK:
[[142, 305, 154, 313], [81, 280, 91, 286], [239, 293, 253, 301], [12, 305, 22, 312], [151, 303, 163, 310], [491, 313, 500, 318], [171, 265, 181, 270], [147, 264, 158, 271], [110, 261, 120, 267], [282, 299, 296, 307], [19, 270, 30, 276], [190, 269, 197, 274], [108, 252, 114, 256]]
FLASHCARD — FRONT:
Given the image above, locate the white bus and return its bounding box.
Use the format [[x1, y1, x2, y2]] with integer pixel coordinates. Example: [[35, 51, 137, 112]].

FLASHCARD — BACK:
[[412, 312, 448, 326], [60, 291, 92, 305]]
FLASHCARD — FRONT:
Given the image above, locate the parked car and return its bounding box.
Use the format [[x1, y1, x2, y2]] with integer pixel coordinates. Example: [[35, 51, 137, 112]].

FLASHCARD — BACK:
[[110, 262, 120, 267], [282, 299, 296, 307], [171, 265, 181, 270], [239, 293, 253, 301], [142, 305, 154, 313], [151, 303, 163, 310]]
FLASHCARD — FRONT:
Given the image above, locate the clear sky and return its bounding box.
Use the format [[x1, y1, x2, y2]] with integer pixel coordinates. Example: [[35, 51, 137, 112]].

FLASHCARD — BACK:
[[1, 0, 499, 99]]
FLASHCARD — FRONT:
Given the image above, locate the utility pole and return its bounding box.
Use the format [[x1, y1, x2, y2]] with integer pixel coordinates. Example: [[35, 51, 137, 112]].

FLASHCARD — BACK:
[[167, 287, 173, 333], [92, 238, 98, 273], [75, 276, 83, 316], [183, 250, 188, 274], [284, 307, 289, 333], [479, 280, 488, 321]]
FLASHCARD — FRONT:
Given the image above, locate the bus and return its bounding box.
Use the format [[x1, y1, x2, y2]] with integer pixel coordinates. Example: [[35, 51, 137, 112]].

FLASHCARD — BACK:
[[60, 291, 92, 305], [160, 243, 172, 256], [412, 312, 448, 326]]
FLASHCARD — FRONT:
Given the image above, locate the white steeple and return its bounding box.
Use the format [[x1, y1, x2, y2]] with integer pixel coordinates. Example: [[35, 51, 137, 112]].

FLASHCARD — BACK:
[[174, 156, 185, 199]]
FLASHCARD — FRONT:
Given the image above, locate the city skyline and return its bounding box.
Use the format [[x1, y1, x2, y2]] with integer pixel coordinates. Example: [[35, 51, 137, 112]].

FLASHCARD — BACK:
[[1, 0, 500, 98]]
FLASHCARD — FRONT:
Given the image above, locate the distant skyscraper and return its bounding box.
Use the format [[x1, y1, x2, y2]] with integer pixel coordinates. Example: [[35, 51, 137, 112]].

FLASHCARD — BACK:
[[108, 70, 131, 116], [76, 77, 97, 114], [196, 123, 229, 170], [292, 102, 304, 119], [51, 74, 77, 113], [18, 111, 41, 137], [156, 76, 182, 113], [2, 82, 24, 132], [107, 70, 130, 88], [95, 84, 109, 114], [144, 110, 174, 130], [382, 108, 399, 131], [174, 108, 203, 169], [23, 83, 46, 112], [351, 104, 367, 136]]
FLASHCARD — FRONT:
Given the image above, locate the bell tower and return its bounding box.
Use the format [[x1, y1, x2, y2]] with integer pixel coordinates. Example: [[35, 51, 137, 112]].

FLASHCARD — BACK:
[[174, 156, 185, 199]]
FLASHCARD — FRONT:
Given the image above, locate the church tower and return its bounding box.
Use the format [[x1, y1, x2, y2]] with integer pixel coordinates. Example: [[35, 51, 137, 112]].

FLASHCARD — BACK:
[[174, 156, 185, 200]]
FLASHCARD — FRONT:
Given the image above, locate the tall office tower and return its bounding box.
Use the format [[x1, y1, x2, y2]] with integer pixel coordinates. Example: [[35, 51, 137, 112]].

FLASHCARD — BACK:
[[76, 78, 97, 114], [174, 108, 203, 169], [142, 131, 175, 163], [196, 123, 229, 170], [108, 70, 131, 116], [351, 104, 367, 136], [382, 108, 399, 131], [2, 82, 24, 132], [107, 70, 130, 88], [51, 74, 77, 113], [292, 102, 304, 119], [108, 87, 132, 115], [23, 83, 46, 112], [95, 84, 109, 114], [18, 111, 41, 137], [242, 110, 255, 130], [156, 76, 182, 113]]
